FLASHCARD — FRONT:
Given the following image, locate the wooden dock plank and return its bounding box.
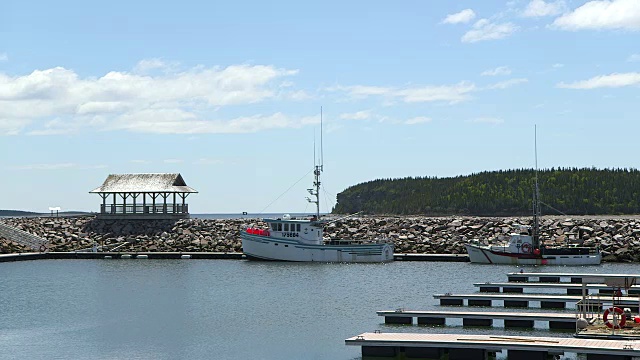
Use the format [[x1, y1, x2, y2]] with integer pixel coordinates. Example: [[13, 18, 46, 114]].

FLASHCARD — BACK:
[[433, 293, 639, 302], [346, 332, 640, 356], [377, 310, 576, 321], [475, 282, 640, 290], [508, 272, 640, 279]]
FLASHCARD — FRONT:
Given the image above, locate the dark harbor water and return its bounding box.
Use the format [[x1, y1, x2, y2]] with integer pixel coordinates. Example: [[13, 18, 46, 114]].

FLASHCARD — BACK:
[[2, 260, 639, 360]]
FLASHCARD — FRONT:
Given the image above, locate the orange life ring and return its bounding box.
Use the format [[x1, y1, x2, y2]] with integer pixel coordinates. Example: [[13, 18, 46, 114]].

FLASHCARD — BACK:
[[521, 243, 532, 254], [603, 307, 626, 329]]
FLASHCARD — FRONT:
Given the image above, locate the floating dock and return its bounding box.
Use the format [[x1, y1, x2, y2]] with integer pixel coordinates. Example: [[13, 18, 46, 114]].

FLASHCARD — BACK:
[[508, 272, 640, 283], [433, 293, 640, 310], [346, 332, 640, 359], [475, 282, 640, 295], [0, 252, 469, 262], [377, 310, 578, 330], [0, 252, 244, 262], [392, 253, 468, 262]]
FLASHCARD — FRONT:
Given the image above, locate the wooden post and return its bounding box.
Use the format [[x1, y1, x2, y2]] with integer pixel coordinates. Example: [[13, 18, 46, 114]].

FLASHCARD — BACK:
[[180, 193, 187, 213], [101, 194, 107, 213], [121, 193, 127, 214], [143, 193, 146, 213], [162, 193, 168, 213], [173, 193, 176, 213], [132, 193, 139, 214]]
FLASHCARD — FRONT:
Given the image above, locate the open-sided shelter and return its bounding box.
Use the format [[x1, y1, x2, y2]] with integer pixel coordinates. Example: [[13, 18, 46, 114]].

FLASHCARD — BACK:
[[90, 173, 197, 219]]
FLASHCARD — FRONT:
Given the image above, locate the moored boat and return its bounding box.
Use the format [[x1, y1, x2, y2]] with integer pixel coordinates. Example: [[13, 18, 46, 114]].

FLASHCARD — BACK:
[[240, 110, 394, 263], [465, 128, 602, 265], [241, 213, 394, 262]]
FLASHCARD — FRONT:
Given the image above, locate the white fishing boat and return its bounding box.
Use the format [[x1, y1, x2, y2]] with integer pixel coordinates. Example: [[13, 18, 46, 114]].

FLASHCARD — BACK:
[[241, 111, 394, 263], [465, 128, 602, 265]]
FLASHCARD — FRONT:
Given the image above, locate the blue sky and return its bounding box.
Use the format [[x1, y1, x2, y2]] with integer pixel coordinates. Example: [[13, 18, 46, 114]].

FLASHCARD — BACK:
[[1, 0, 639, 214]]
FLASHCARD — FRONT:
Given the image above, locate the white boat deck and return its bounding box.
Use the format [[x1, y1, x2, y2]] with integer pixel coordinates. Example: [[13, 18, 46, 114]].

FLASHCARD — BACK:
[[345, 332, 640, 357]]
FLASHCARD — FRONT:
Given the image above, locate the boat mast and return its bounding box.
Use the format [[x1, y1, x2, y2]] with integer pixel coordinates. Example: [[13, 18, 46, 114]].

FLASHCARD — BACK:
[[307, 107, 323, 219], [533, 125, 541, 249]]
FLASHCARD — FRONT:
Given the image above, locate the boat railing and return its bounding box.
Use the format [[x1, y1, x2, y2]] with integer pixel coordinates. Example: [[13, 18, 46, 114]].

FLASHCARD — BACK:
[[246, 228, 270, 236], [324, 238, 393, 245]]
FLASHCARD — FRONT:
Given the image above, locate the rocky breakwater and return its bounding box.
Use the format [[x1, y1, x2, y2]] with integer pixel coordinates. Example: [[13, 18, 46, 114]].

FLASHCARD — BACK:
[[1, 215, 639, 262], [0, 216, 247, 253]]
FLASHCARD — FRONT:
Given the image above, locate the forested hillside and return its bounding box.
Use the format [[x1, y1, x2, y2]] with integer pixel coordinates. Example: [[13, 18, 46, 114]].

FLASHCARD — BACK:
[[0, 210, 40, 217], [333, 168, 640, 216]]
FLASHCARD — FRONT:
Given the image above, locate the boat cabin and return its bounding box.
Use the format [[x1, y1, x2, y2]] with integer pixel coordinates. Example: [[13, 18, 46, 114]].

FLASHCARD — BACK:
[[264, 216, 324, 244], [504, 233, 536, 254], [245, 214, 325, 245]]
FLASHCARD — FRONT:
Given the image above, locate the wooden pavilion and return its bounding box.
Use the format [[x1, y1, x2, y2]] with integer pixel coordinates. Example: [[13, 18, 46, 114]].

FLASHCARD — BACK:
[[90, 173, 198, 219]]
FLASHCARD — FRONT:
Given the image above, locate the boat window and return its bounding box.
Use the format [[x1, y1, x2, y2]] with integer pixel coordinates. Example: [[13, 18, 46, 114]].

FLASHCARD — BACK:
[[271, 223, 277, 231], [296, 224, 301, 231], [284, 223, 289, 231], [277, 223, 282, 231]]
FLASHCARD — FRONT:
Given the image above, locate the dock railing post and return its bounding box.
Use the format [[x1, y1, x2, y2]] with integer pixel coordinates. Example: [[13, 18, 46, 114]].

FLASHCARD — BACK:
[[582, 282, 587, 319]]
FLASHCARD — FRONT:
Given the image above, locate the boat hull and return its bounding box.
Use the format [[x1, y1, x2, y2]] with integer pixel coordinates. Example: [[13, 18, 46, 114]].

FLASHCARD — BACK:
[[465, 244, 601, 265], [241, 233, 394, 263]]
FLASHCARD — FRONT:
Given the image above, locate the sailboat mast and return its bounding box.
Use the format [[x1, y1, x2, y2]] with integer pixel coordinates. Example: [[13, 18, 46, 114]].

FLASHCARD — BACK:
[[533, 125, 541, 249]]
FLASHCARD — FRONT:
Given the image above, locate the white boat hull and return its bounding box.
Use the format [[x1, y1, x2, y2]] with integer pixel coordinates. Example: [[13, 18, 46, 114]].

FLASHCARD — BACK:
[[465, 244, 601, 266], [241, 233, 394, 263]]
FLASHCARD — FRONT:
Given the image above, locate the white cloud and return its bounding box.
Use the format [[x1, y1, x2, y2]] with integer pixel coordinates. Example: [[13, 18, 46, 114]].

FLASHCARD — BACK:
[[552, 63, 565, 68], [552, 0, 640, 31], [133, 58, 170, 73], [339, 110, 372, 120], [486, 78, 529, 89], [404, 116, 431, 125], [284, 90, 312, 101], [468, 117, 504, 125], [442, 9, 476, 24], [13, 163, 76, 170], [0, 62, 301, 135], [11, 163, 107, 170], [0, 118, 29, 135], [0, 53, 7, 61], [522, 0, 567, 17], [163, 159, 183, 163], [481, 66, 512, 76], [193, 158, 223, 165], [333, 82, 476, 104], [557, 72, 640, 89], [130, 159, 150, 164], [628, 54, 640, 62], [107, 111, 319, 134], [462, 19, 518, 43]]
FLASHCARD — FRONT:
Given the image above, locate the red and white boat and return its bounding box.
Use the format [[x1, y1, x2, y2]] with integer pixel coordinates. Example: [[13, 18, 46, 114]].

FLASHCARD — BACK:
[[465, 127, 601, 265]]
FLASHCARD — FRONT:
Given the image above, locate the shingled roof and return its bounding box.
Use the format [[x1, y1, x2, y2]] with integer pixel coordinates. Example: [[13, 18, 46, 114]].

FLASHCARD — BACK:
[[90, 173, 198, 193]]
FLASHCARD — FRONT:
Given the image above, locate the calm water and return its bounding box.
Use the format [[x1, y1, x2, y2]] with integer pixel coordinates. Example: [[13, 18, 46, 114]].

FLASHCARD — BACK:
[[1, 260, 640, 360]]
